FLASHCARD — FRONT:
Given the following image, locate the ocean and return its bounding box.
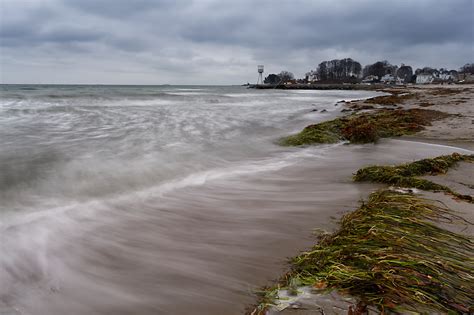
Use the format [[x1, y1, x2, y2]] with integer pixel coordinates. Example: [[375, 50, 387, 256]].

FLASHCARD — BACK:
[[0, 85, 466, 314]]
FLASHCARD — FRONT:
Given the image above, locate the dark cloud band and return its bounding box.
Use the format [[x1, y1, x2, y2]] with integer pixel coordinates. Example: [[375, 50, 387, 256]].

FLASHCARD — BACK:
[[1, 0, 472, 84]]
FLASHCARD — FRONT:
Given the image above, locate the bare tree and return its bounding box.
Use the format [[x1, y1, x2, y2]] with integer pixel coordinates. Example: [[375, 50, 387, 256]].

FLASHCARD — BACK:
[[396, 65, 413, 83], [363, 61, 397, 79], [316, 58, 361, 82], [415, 67, 436, 75], [278, 71, 294, 83], [460, 63, 474, 74]]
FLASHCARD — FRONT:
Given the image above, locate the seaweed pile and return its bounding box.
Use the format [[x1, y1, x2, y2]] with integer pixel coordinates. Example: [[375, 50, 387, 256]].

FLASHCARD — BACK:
[[288, 190, 473, 313], [251, 154, 474, 314], [354, 153, 474, 202], [363, 93, 416, 106], [279, 109, 448, 146]]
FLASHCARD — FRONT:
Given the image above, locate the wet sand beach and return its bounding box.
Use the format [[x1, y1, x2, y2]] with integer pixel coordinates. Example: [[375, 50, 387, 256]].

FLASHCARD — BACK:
[[2, 140, 471, 315], [258, 84, 474, 314], [1, 85, 473, 315]]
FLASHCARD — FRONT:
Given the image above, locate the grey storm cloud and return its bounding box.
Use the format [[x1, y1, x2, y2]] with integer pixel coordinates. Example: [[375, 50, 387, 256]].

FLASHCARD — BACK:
[[0, 0, 472, 84]]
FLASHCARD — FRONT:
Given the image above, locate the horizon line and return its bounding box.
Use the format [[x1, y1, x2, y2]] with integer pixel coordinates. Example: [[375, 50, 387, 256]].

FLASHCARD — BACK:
[[0, 83, 243, 86]]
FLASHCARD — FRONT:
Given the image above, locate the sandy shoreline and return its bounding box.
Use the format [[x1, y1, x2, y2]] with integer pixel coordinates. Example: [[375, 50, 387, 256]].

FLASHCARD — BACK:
[[1, 85, 472, 315], [254, 84, 474, 314], [350, 84, 474, 149]]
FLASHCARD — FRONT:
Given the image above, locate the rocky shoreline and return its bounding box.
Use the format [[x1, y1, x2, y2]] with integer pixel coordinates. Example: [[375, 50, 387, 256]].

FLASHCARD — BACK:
[[249, 85, 474, 314]]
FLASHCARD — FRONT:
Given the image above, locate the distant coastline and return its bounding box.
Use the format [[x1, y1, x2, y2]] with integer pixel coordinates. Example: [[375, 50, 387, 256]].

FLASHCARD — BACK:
[[247, 83, 387, 90], [250, 60, 474, 88]]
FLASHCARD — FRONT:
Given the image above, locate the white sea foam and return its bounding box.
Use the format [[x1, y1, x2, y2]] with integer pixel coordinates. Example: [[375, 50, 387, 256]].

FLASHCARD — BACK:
[[0, 142, 333, 231]]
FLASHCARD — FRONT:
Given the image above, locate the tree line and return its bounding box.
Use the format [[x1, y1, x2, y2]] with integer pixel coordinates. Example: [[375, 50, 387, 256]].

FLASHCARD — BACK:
[[263, 60, 473, 84]]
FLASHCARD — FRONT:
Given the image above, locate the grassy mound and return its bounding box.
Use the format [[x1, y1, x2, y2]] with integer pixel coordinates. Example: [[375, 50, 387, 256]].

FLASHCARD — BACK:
[[289, 190, 474, 313], [279, 109, 448, 146], [354, 153, 474, 202]]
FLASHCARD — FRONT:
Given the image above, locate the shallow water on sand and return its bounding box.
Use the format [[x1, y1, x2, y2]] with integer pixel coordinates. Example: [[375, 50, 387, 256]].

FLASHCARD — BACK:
[[1, 85, 471, 314]]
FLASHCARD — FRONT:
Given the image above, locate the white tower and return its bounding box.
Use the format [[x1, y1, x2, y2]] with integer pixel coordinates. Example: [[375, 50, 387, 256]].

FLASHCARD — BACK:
[[257, 65, 264, 85]]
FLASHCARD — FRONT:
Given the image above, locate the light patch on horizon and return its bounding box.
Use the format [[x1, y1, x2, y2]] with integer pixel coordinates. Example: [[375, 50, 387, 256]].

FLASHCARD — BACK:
[[0, 0, 473, 84]]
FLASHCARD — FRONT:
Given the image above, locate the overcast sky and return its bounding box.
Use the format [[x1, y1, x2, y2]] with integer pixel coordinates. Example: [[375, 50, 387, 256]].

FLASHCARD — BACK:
[[1, 0, 473, 84]]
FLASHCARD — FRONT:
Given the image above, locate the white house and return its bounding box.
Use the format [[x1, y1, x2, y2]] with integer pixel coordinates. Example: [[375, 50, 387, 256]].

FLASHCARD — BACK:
[[416, 73, 434, 84], [305, 70, 318, 82], [416, 70, 457, 84], [380, 74, 398, 84], [362, 75, 378, 83]]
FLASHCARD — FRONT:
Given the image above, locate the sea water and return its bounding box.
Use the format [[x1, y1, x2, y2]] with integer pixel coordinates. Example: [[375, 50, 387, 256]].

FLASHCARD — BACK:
[[0, 85, 467, 314]]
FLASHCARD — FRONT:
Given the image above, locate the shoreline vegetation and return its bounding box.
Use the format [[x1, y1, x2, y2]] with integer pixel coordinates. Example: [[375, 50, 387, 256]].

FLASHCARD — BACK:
[[277, 88, 473, 147], [278, 108, 448, 146], [249, 86, 474, 314], [354, 154, 474, 203]]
